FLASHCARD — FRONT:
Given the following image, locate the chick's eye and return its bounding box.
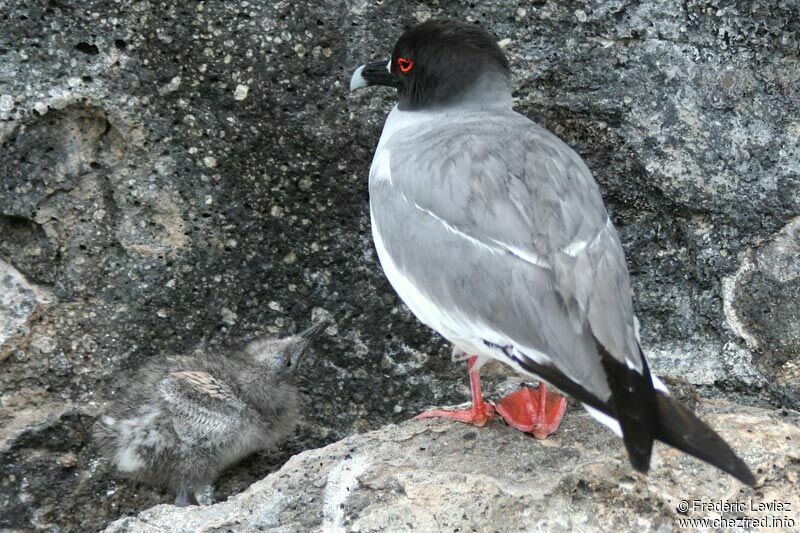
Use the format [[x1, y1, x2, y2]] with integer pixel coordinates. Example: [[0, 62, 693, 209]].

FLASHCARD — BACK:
[[397, 57, 414, 74]]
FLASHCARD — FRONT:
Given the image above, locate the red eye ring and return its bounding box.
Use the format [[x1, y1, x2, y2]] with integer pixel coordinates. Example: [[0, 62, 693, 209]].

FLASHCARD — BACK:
[[397, 57, 414, 74]]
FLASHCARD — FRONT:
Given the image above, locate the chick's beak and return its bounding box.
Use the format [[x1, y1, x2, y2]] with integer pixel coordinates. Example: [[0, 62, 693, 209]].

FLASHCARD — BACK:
[[350, 59, 396, 91], [289, 321, 330, 370]]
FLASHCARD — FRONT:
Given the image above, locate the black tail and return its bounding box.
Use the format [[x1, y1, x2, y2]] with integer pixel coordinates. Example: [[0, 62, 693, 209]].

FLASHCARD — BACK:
[[512, 342, 755, 486], [598, 343, 657, 473], [597, 341, 755, 486], [653, 391, 756, 486]]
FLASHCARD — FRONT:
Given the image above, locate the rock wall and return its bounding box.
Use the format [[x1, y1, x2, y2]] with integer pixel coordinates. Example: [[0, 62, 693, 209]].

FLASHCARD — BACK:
[[0, 0, 797, 530]]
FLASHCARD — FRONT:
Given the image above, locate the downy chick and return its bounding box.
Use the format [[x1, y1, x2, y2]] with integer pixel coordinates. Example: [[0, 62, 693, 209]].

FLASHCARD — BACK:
[[94, 323, 325, 506]]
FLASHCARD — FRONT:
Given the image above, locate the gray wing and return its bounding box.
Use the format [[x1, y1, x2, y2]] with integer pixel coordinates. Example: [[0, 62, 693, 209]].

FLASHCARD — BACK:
[[370, 111, 640, 399], [158, 371, 248, 446]]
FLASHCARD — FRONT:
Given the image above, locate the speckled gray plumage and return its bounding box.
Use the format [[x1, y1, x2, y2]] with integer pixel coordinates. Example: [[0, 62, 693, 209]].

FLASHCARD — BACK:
[[94, 326, 323, 506]]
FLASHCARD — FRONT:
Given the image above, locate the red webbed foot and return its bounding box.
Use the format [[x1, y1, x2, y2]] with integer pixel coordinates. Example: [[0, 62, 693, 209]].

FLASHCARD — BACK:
[[414, 402, 496, 426], [414, 356, 496, 427], [495, 382, 567, 439]]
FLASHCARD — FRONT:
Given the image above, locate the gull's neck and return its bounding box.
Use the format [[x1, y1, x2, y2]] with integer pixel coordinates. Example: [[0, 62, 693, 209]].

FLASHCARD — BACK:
[[398, 69, 513, 113], [379, 81, 513, 149]]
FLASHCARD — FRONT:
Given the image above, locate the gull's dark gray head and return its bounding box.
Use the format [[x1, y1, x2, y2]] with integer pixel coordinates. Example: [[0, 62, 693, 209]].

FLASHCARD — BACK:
[[244, 322, 327, 375], [350, 20, 511, 111]]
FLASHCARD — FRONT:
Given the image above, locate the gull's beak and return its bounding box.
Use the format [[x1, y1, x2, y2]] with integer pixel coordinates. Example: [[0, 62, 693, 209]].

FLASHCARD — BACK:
[[350, 59, 396, 91]]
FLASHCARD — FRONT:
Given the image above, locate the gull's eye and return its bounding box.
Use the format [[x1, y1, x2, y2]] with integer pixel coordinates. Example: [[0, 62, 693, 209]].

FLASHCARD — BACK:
[[397, 57, 414, 74]]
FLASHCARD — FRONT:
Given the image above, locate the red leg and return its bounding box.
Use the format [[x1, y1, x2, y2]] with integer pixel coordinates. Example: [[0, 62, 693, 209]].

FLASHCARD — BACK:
[[531, 382, 567, 439], [495, 381, 567, 439], [415, 356, 496, 427]]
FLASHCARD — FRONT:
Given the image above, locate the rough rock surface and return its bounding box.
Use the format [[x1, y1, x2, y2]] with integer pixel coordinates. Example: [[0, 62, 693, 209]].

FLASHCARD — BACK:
[[104, 401, 800, 532], [0, 0, 798, 530], [728, 217, 800, 406], [0, 258, 51, 361]]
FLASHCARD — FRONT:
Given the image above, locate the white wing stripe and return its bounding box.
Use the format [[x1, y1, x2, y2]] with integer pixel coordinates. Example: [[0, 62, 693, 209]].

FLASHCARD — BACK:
[[561, 217, 613, 257], [494, 241, 551, 269], [411, 202, 553, 269], [413, 203, 504, 256]]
